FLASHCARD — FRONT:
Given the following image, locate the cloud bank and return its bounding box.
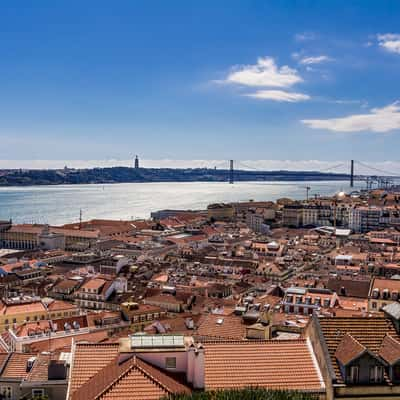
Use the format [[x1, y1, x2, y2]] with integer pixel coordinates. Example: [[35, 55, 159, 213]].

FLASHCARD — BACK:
[[302, 102, 400, 133], [245, 90, 310, 102], [378, 33, 400, 54]]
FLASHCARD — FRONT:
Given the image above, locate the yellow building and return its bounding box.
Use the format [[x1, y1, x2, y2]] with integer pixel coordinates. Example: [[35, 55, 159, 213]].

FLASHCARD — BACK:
[[0, 298, 79, 332], [207, 203, 235, 221], [368, 277, 400, 312], [121, 302, 167, 332], [0, 224, 100, 250]]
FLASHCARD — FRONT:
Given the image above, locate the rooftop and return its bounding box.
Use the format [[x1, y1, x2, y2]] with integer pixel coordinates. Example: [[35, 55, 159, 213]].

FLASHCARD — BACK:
[[203, 339, 324, 392]]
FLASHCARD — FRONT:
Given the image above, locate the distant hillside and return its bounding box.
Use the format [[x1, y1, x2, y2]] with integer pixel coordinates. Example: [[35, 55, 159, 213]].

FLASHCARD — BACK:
[[0, 167, 350, 186]]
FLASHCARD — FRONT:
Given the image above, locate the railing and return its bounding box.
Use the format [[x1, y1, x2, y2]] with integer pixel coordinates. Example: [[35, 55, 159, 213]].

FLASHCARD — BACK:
[[13, 327, 91, 344], [12, 320, 130, 344]]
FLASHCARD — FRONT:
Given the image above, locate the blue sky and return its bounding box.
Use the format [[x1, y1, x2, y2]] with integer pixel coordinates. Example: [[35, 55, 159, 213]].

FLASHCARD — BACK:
[[1, 1, 400, 166]]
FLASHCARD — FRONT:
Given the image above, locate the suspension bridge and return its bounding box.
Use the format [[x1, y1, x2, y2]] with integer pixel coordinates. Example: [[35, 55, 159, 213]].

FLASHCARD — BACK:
[[212, 159, 400, 190]]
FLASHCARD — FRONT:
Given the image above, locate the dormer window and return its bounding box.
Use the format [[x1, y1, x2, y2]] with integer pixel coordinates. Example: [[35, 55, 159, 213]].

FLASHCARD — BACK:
[[347, 365, 359, 384], [369, 365, 384, 383], [372, 288, 379, 299]]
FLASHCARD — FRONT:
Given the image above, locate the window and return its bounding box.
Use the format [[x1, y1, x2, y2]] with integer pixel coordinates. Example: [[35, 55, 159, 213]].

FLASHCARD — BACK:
[[393, 364, 400, 381], [165, 357, 176, 369], [0, 386, 12, 399], [347, 365, 359, 384], [372, 302, 377, 309], [370, 365, 384, 383], [32, 388, 45, 398]]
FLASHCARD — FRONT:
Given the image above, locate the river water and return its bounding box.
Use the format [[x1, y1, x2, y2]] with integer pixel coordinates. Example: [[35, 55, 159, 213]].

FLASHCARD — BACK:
[[0, 181, 361, 225]]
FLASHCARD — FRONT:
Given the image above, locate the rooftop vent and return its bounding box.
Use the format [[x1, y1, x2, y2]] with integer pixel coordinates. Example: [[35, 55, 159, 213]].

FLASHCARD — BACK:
[[26, 357, 36, 372]]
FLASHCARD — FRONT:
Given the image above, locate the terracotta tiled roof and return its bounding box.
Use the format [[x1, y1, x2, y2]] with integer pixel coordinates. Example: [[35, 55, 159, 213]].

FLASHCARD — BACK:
[[327, 278, 370, 299], [145, 294, 183, 305], [81, 278, 106, 291], [26, 353, 51, 382], [335, 333, 366, 365], [370, 277, 400, 293], [0, 353, 9, 371], [69, 343, 120, 395], [1, 353, 36, 379], [53, 279, 80, 290], [318, 316, 400, 383], [47, 299, 78, 312], [203, 340, 324, 391], [0, 301, 46, 316], [379, 335, 400, 365], [195, 314, 246, 340], [29, 330, 109, 353], [70, 348, 190, 400]]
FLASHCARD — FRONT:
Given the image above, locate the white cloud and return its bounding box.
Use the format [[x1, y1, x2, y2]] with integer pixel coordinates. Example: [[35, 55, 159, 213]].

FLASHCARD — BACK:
[[299, 55, 333, 65], [291, 52, 301, 60], [245, 90, 310, 102], [224, 57, 302, 88], [377, 33, 400, 54], [295, 32, 316, 42], [301, 102, 400, 133]]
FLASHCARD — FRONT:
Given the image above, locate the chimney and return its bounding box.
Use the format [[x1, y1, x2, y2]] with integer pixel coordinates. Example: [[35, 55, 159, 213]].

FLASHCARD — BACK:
[[185, 318, 194, 330], [186, 343, 205, 389]]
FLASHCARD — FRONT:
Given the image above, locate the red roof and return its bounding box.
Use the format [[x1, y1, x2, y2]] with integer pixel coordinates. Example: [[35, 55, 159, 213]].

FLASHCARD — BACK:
[[203, 340, 324, 392], [69, 344, 190, 400]]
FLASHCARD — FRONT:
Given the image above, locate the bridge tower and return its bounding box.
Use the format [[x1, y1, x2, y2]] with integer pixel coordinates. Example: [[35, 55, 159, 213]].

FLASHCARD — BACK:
[[134, 155, 139, 169], [229, 160, 234, 184], [350, 159, 354, 188]]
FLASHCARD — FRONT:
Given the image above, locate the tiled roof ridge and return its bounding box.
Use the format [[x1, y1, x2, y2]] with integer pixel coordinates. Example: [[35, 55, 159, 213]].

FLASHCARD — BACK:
[[134, 357, 190, 394], [378, 334, 400, 365], [199, 338, 307, 344], [0, 352, 12, 376], [94, 356, 141, 400], [322, 316, 388, 320], [335, 333, 368, 366], [71, 355, 127, 400], [76, 355, 189, 400], [75, 343, 119, 348], [342, 332, 366, 349]]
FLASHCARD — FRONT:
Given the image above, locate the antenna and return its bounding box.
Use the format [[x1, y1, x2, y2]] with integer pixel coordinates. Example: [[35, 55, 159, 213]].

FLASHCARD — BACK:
[[229, 160, 234, 184], [305, 186, 310, 202]]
